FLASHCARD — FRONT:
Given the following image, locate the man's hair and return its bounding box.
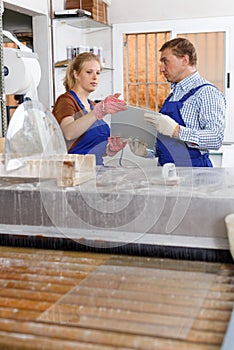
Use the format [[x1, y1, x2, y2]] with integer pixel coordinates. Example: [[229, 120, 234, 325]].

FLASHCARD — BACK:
[[159, 37, 197, 66]]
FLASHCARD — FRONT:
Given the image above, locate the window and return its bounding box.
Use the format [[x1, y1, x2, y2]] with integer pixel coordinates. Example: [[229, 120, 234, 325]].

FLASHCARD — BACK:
[[177, 32, 225, 92], [123, 32, 170, 111], [123, 31, 225, 111]]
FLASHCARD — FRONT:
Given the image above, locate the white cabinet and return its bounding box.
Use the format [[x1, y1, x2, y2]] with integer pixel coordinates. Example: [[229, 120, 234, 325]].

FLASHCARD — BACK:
[[52, 16, 113, 103]]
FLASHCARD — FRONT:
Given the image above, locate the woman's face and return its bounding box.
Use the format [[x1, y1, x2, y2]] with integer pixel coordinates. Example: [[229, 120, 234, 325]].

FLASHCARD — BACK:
[[74, 59, 101, 93]]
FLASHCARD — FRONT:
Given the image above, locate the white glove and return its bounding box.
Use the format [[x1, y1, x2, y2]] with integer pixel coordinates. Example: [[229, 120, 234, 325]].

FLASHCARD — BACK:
[[144, 112, 178, 137], [128, 137, 148, 158]]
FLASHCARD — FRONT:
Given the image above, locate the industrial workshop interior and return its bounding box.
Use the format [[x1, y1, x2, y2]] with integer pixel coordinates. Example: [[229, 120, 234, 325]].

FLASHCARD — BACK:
[[1, 0, 234, 348]]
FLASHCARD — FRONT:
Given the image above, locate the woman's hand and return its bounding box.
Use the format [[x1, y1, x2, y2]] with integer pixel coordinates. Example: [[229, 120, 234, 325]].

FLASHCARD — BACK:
[[106, 136, 127, 156], [93, 93, 127, 120]]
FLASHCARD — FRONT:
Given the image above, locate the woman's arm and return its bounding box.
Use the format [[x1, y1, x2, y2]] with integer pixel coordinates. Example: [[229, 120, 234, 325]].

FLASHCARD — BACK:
[[53, 92, 127, 142], [60, 111, 96, 141]]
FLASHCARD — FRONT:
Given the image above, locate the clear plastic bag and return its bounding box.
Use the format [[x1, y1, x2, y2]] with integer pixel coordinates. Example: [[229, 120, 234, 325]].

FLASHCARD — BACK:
[[5, 100, 67, 171]]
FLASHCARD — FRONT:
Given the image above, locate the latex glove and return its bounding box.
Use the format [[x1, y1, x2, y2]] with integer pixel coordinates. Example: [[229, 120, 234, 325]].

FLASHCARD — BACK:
[[128, 137, 148, 158], [93, 93, 127, 120], [144, 112, 178, 137], [106, 136, 127, 156]]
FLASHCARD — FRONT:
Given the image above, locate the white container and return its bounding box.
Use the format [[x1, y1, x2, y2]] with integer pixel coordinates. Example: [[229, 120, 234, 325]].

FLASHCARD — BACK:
[[53, 0, 66, 12], [66, 46, 73, 60], [103, 0, 111, 5], [225, 214, 234, 260], [79, 45, 86, 54], [90, 46, 99, 56]]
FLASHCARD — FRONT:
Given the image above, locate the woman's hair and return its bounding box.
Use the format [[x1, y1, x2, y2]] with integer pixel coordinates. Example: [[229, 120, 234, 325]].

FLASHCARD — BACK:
[[63, 52, 102, 91], [159, 38, 197, 66]]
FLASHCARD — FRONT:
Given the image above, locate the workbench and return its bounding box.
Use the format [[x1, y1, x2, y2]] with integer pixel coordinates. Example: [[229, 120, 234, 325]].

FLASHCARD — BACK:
[[0, 166, 233, 261], [0, 165, 234, 348]]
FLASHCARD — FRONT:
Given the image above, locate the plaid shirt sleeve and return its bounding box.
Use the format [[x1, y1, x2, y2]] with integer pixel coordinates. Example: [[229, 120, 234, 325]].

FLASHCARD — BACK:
[[179, 85, 226, 151]]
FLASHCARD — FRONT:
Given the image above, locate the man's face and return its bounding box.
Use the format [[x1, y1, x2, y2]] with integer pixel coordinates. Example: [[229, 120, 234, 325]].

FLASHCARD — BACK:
[[160, 48, 188, 83]]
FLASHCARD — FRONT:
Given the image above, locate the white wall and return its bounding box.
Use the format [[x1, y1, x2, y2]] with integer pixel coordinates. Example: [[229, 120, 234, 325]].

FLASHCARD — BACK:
[[3, 0, 48, 15], [109, 0, 234, 24], [33, 14, 53, 109]]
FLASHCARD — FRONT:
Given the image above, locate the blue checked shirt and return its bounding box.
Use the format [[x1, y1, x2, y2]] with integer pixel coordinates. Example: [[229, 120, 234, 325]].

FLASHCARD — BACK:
[[148, 71, 226, 157]]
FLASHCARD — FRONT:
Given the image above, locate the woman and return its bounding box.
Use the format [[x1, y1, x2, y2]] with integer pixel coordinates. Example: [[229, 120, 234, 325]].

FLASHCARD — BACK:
[[52, 52, 127, 165]]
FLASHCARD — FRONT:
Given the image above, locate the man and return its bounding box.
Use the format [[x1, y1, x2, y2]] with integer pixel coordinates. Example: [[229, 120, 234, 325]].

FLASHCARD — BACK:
[[129, 37, 226, 167]]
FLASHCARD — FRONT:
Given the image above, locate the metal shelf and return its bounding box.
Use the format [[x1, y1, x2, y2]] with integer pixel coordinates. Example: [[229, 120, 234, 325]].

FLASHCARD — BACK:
[[54, 60, 113, 72], [54, 14, 110, 30]]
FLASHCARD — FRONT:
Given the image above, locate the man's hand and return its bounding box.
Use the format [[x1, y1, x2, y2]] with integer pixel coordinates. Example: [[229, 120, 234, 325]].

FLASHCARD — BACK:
[[93, 93, 127, 120], [144, 112, 179, 137], [128, 137, 148, 158]]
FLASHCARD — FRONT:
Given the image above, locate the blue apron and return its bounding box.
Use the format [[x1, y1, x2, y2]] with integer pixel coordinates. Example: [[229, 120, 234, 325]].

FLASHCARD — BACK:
[[157, 84, 213, 167], [68, 90, 110, 165]]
